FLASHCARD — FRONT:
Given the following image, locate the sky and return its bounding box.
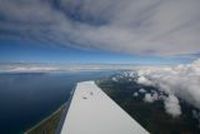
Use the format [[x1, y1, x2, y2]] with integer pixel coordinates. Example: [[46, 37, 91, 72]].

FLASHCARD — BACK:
[[0, 0, 199, 65], [0, 40, 190, 65]]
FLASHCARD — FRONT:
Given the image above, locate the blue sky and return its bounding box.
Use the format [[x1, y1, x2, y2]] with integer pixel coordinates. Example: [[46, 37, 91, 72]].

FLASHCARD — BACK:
[[0, 39, 191, 65]]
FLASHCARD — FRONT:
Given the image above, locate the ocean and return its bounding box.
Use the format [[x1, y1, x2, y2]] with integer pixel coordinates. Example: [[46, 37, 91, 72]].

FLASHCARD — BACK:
[[0, 71, 114, 134]]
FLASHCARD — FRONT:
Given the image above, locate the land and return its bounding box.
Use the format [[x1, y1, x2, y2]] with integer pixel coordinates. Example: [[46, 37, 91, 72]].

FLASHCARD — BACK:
[[24, 104, 65, 134], [96, 76, 200, 134]]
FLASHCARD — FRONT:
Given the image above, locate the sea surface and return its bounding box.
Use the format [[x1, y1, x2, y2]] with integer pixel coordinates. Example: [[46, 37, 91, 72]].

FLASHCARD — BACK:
[[0, 71, 114, 134]]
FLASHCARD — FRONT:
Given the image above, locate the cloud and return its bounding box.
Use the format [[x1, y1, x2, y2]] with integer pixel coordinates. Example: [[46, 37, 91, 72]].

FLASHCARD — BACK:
[[112, 77, 118, 82], [9, 66, 57, 73], [137, 76, 153, 86], [0, 63, 137, 73], [141, 89, 182, 117], [0, 0, 200, 55], [135, 58, 200, 111], [163, 95, 182, 118], [143, 92, 158, 103], [138, 88, 146, 93], [140, 88, 182, 117], [133, 92, 138, 97], [0, 64, 59, 73]]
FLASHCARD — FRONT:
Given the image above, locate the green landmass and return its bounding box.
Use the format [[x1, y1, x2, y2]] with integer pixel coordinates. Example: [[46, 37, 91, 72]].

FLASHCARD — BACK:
[[24, 104, 65, 134]]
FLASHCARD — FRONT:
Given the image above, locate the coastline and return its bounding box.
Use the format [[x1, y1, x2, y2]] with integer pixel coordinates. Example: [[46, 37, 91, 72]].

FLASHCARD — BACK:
[[24, 85, 76, 134], [24, 103, 66, 134]]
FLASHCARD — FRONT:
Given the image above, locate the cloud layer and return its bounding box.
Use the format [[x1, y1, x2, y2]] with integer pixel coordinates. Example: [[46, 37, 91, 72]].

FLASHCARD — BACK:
[[0, 63, 137, 73], [135, 59, 200, 111], [0, 0, 200, 55]]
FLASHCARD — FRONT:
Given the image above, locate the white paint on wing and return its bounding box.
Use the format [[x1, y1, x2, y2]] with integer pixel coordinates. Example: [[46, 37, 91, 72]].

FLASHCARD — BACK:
[[61, 81, 149, 134]]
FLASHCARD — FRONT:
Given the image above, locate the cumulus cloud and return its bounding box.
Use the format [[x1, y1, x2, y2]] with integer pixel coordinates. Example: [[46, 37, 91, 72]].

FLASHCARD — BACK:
[[112, 77, 118, 82], [137, 76, 153, 86], [0, 0, 200, 55], [133, 92, 138, 97], [164, 95, 182, 118], [135, 58, 200, 111], [141, 89, 182, 117], [143, 92, 158, 103], [141, 89, 181, 117], [138, 88, 146, 93]]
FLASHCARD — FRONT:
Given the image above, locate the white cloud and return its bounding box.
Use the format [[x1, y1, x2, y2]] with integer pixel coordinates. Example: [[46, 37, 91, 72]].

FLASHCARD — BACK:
[[0, 0, 200, 56], [133, 92, 138, 97], [0, 63, 137, 73], [143, 93, 158, 103], [112, 77, 118, 82], [138, 88, 146, 93], [142, 90, 182, 117], [164, 95, 182, 118], [0, 65, 59, 73], [135, 58, 200, 110], [137, 76, 153, 86]]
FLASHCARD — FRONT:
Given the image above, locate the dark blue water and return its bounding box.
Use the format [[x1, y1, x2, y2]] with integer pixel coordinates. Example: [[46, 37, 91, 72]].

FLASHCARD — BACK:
[[0, 71, 114, 134]]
